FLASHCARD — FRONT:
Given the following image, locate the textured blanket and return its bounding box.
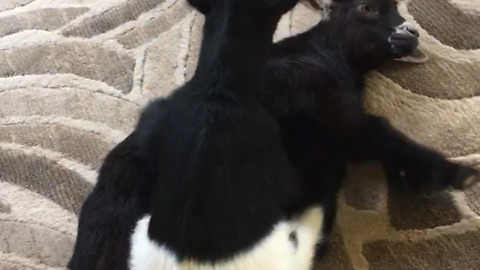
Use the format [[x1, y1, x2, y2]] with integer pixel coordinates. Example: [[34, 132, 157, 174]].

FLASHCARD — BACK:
[[0, 0, 479, 269]]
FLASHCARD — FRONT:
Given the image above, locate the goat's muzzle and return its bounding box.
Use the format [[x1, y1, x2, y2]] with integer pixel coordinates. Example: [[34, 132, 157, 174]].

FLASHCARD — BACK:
[[394, 21, 419, 38], [388, 21, 420, 57]]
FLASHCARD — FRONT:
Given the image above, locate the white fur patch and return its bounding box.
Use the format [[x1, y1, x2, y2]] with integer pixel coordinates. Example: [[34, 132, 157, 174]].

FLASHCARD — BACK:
[[130, 207, 324, 270], [463, 175, 479, 188]]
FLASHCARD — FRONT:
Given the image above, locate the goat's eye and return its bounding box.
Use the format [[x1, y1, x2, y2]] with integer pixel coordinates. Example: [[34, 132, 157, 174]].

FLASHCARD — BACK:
[[358, 3, 379, 15]]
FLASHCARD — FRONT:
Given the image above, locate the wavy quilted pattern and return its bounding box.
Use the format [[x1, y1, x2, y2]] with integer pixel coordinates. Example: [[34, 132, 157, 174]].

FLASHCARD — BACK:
[[0, 0, 478, 269]]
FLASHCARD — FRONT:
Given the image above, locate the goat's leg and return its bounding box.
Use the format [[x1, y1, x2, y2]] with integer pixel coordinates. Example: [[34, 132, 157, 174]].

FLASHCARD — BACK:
[[286, 133, 346, 258], [322, 90, 480, 193], [296, 159, 344, 259], [309, 159, 345, 259]]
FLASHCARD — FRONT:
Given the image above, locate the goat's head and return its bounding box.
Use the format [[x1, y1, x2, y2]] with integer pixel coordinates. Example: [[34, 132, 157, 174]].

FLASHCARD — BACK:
[[325, 0, 419, 60]]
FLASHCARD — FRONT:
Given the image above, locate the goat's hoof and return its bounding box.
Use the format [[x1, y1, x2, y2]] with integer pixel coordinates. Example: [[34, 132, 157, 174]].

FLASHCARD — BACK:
[[451, 166, 480, 190], [314, 241, 330, 259]]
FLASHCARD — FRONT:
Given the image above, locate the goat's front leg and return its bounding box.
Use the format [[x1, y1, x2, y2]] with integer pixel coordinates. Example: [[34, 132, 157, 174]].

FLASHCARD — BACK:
[[322, 89, 480, 193], [303, 157, 345, 259], [293, 147, 346, 258]]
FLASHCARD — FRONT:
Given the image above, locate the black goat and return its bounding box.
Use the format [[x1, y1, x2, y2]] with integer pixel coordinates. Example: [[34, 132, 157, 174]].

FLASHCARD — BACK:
[[68, 0, 327, 269], [263, 0, 480, 255]]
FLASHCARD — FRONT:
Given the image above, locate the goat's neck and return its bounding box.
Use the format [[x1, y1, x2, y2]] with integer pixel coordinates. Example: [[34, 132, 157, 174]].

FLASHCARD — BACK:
[[348, 47, 390, 74], [193, 13, 278, 93]]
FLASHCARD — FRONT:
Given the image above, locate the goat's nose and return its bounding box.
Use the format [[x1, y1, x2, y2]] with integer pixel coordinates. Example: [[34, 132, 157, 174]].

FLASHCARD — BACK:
[[396, 22, 419, 38], [405, 24, 419, 38]]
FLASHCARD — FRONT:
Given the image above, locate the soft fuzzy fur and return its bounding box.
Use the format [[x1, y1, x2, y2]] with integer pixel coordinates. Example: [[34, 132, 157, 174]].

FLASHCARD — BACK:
[[68, 0, 327, 269], [262, 0, 480, 255], [129, 208, 323, 270]]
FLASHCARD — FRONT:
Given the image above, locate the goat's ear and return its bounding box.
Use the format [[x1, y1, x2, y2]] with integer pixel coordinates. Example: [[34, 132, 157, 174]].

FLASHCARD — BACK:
[[301, 0, 321, 9], [329, 0, 350, 7], [187, 0, 211, 15]]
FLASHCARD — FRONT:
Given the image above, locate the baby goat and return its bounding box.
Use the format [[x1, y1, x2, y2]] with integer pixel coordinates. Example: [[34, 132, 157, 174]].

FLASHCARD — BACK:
[[263, 0, 480, 255], [69, 0, 327, 269]]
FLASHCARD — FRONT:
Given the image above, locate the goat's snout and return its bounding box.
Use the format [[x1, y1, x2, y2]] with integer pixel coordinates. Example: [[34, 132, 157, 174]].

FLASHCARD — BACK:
[[394, 21, 419, 38], [405, 24, 419, 38], [388, 21, 419, 57]]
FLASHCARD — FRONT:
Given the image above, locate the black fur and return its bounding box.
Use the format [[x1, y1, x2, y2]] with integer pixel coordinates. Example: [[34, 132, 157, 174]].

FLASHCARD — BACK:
[[262, 0, 479, 255], [68, 0, 324, 269]]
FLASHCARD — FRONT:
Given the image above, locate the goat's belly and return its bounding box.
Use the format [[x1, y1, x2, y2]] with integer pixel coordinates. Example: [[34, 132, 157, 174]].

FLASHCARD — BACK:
[[129, 207, 324, 270]]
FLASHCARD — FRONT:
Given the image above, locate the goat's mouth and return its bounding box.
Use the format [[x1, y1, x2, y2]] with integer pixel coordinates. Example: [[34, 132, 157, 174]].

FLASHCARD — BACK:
[[395, 47, 429, 64], [388, 34, 418, 55], [388, 22, 428, 63]]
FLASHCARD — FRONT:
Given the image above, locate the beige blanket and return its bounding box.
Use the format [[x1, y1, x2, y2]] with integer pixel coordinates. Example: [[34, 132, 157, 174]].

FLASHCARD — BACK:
[[0, 0, 479, 269]]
